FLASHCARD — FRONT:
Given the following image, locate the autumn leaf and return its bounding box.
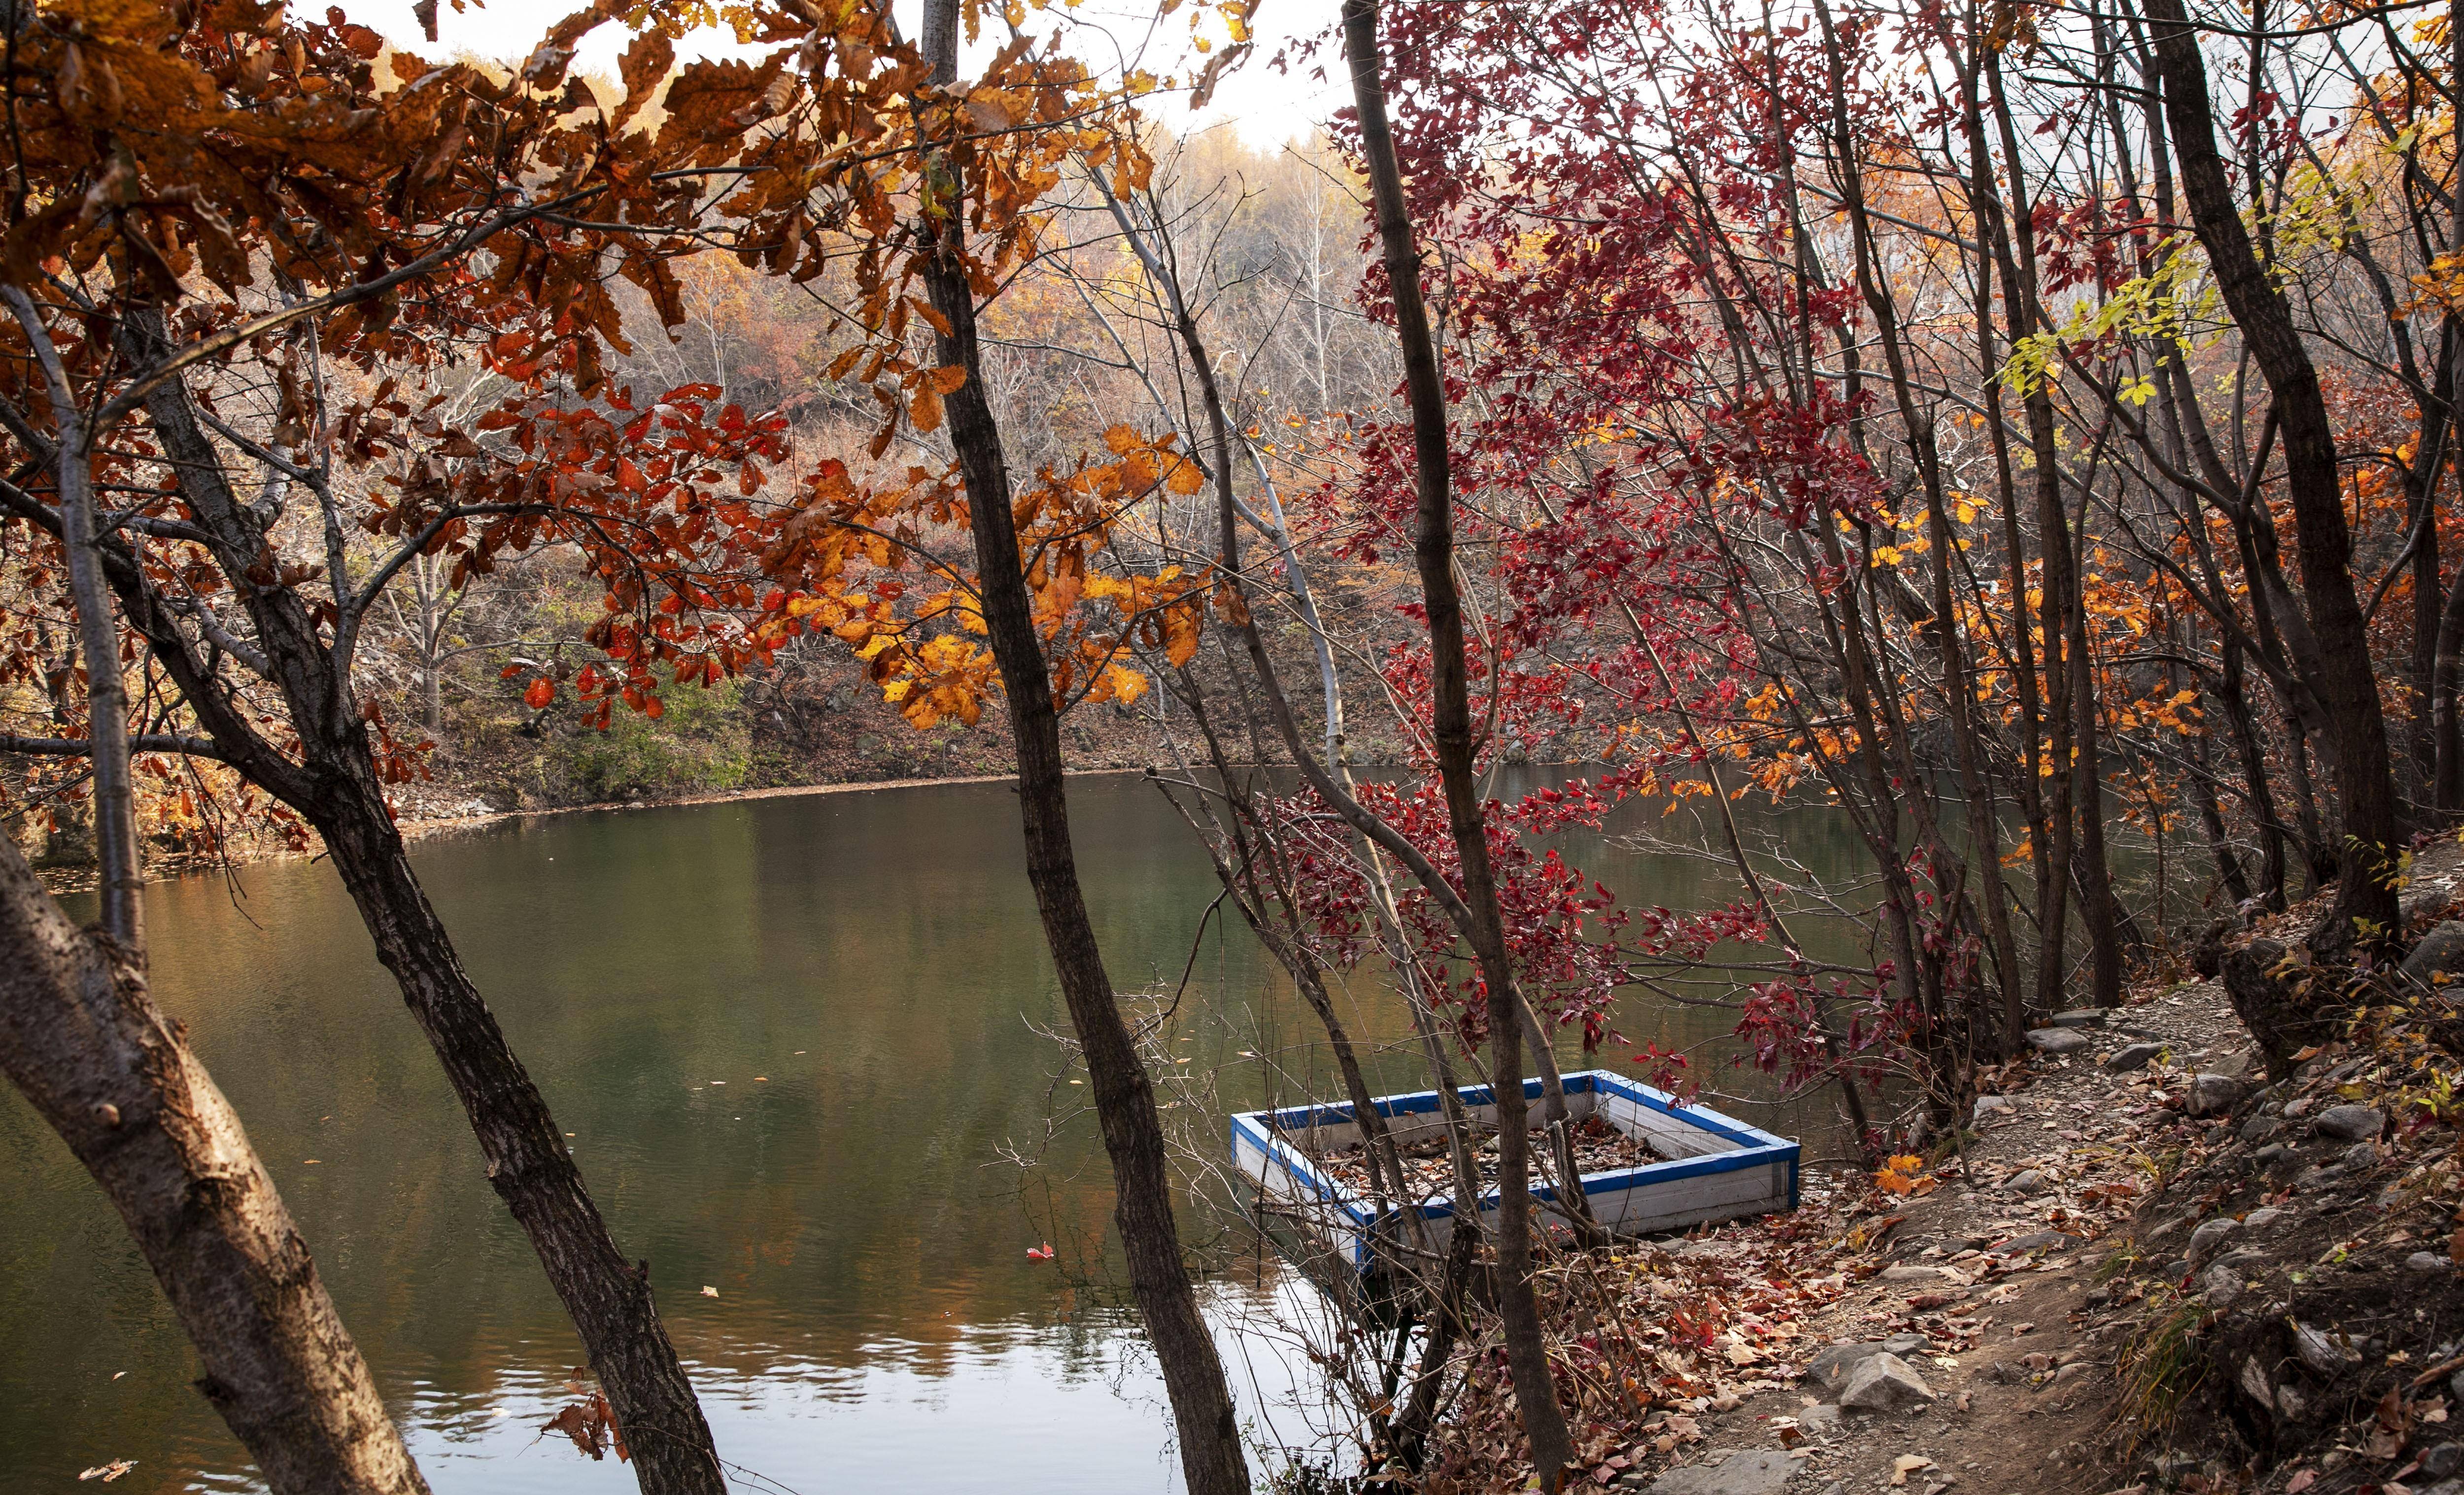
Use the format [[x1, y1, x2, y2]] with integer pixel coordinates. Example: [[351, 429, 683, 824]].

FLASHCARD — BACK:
[[524, 678, 555, 710]]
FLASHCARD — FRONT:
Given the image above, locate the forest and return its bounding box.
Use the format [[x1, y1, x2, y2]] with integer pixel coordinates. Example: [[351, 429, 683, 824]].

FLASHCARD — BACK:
[[4, 0, 2464, 1491]]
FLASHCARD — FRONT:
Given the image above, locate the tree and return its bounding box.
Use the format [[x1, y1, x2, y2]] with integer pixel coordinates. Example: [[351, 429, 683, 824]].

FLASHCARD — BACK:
[[0, 5, 811, 1487]]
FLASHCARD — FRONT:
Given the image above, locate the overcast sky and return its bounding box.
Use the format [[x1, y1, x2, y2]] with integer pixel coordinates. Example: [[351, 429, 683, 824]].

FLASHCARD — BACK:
[[341, 0, 1349, 150]]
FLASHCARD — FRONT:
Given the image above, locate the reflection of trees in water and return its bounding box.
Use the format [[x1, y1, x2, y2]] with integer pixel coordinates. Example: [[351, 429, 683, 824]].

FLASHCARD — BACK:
[[2, 770, 1866, 1487]]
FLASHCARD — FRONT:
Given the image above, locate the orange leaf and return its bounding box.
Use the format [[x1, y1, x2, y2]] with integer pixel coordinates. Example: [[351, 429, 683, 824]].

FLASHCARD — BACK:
[[524, 678, 555, 709]]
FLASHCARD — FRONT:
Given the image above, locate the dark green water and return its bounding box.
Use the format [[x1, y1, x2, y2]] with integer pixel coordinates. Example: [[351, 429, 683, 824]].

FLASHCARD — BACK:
[[1, 770, 1871, 1494]]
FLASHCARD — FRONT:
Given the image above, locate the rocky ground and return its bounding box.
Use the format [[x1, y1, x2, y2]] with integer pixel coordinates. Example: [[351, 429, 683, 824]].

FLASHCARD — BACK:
[[1451, 838, 2464, 1495]]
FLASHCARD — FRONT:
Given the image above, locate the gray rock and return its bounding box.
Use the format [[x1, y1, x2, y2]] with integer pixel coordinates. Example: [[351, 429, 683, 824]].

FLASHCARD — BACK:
[[2189, 1073, 2247, 1116], [2402, 883, 2457, 932], [2314, 1105, 2386, 1142], [2106, 1042, 2166, 1073], [1644, 1451, 1799, 1495], [2405, 921, 2464, 983], [2054, 1359, 2096, 1384], [2026, 1027, 2094, 1055], [2293, 1323, 2362, 1375], [1972, 1093, 2015, 1121], [1993, 1230, 2077, 1255], [2187, 1217, 2241, 1268], [2244, 1207, 2287, 1230], [2254, 1143, 2289, 1164], [2422, 1443, 2464, 1480], [2343, 1140, 2382, 1171], [1797, 1404, 1842, 1429], [1837, 1352, 1935, 1412], [2421, 1480, 2464, 1495], [1879, 1264, 1952, 1283], [2412, 1252, 2452, 1274], [2451, 1366, 2464, 1404], [2001, 1169, 2048, 1196], [2240, 1113, 2282, 1143], [1802, 1338, 1922, 1389], [2049, 1008, 2109, 1028], [2200, 1265, 2243, 1307]]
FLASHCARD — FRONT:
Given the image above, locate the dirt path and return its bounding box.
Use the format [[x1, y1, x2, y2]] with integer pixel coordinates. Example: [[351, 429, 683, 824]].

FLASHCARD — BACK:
[[1627, 976, 2253, 1495]]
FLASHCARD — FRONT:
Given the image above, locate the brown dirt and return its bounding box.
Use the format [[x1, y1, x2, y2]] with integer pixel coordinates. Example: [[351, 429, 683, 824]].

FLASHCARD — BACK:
[[1300, 1116, 1666, 1203]]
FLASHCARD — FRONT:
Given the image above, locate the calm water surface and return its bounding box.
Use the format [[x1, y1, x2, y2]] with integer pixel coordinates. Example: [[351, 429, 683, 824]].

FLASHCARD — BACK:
[[1, 770, 1866, 1494]]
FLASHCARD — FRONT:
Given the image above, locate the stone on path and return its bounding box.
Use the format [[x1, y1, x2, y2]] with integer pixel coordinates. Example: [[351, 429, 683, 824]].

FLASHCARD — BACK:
[[1973, 1093, 2014, 1121], [2026, 1027, 2093, 1055], [2405, 921, 2464, 983], [1837, 1352, 1935, 1412], [2000, 1169, 2046, 1196], [1802, 1337, 1924, 1391], [2048, 1008, 2108, 1028], [1643, 1450, 1799, 1495], [2409, 1252, 2450, 1274], [2187, 1073, 2246, 1116], [2314, 1105, 2386, 1142], [2187, 1217, 2240, 1268], [1879, 1264, 1953, 1283], [2104, 1042, 2165, 1073]]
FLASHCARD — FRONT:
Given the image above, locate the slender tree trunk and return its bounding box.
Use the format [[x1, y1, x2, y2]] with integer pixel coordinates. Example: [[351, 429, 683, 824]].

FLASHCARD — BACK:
[[2145, 0, 2405, 947], [7, 287, 141, 943], [2067, 567, 2128, 1004], [122, 310, 725, 1495], [310, 778, 719, 1489], [2437, 560, 2464, 813], [1979, 57, 2079, 1014], [1340, 2, 1576, 1482], [912, 9, 1251, 1493]]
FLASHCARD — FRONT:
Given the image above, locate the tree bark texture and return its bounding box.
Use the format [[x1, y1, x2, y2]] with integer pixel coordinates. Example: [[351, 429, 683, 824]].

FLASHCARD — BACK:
[[1340, 0, 1579, 1483], [912, 8, 1252, 1494], [0, 834, 427, 1495], [2143, 0, 2405, 944], [120, 312, 724, 1495]]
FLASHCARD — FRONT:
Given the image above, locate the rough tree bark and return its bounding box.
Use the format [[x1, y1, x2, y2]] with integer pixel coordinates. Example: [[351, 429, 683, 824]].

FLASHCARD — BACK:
[[115, 310, 724, 1495], [0, 836, 429, 1495], [909, 6, 1252, 1493], [1339, 0, 1579, 1484], [2143, 0, 2406, 946], [3, 284, 426, 1494]]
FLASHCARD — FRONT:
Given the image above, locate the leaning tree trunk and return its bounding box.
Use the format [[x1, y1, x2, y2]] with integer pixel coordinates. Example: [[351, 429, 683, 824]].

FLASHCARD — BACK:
[[1340, 0, 1579, 1484], [909, 8, 1253, 1494], [121, 310, 726, 1495], [308, 772, 721, 1492], [2144, 0, 2405, 949], [0, 794, 428, 1494]]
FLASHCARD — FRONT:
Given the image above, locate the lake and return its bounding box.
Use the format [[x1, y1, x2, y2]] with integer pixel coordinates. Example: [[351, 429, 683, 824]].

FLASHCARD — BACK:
[[1, 769, 1871, 1494]]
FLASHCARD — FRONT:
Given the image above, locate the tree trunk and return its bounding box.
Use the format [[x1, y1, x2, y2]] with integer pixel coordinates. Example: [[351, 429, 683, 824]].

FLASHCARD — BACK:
[[2436, 559, 2464, 813], [2068, 580, 2128, 1004], [0, 834, 427, 1495], [122, 311, 725, 1495], [913, 9, 1252, 1494], [310, 776, 721, 1492], [2144, 0, 2406, 947], [1340, 1, 1577, 1483]]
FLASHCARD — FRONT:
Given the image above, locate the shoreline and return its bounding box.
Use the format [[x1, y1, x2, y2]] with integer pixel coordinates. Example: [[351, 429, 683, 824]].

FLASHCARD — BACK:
[[43, 765, 1163, 894], [389, 765, 1152, 843]]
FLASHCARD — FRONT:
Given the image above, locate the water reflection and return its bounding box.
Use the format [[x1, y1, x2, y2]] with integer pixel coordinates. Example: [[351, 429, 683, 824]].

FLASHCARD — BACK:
[[1, 770, 1867, 1493]]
